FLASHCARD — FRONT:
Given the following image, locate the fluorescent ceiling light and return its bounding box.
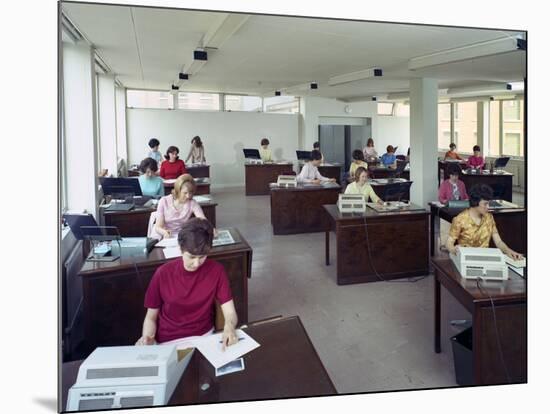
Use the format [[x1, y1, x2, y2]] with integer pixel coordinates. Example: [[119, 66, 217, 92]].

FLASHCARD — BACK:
[[328, 67, 383, 86], [447, 83, 511, 96], [508, 81, 524, 91], [408, 35, 525, 70], [386, 92, 409, 101]]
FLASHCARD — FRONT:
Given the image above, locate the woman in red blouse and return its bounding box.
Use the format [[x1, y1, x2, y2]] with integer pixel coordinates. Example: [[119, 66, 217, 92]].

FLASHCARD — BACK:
[[159, 146, 187, 179]]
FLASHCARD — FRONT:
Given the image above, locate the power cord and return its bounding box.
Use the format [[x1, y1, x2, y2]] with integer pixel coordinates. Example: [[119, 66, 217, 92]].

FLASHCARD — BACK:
[[475, 277, 512, 384]]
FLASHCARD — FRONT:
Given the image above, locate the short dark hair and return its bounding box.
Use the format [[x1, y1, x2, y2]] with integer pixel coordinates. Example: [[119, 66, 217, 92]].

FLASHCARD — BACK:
[[352, 149, 364, 161], [367, 138, 374, 147], [148, 138, 160, 148], [469, 184, 493, 207], [447, 163, 462, 177], [449, 143, 456, 149], [473, 145, 480, 152], [310, 150, 322, 161], [261, 138, 270, 146], [164, 146, 179, 160], [192, 136, 203, 148], [139, 157, 158, 173], [313, 141, 320, 149], [354, 166, 369, 182], [177, 218, 214, 256], [386, 145, 394, 153]]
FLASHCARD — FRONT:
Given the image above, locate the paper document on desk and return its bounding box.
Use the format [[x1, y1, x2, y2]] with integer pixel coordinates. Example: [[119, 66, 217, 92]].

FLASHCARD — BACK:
[[432, 201, 445, 208], [156, 237, 178, 248], [193, 195, 212, 203], [190, 329, 260, 369], [163, 179, 177, 184], [163, 247, 181, 259]]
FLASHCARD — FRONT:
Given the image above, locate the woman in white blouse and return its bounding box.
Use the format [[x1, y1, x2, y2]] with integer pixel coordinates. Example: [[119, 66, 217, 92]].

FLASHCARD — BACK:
[[185, 136, 206, 164]]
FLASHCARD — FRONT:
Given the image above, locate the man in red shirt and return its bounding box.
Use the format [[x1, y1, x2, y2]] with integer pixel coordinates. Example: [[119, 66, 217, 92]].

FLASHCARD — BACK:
[[136, 218, 238, 349]]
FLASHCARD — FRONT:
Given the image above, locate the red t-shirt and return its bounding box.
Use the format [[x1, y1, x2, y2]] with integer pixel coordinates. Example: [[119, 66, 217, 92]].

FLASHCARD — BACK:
[[160, 159, 187, 179], [144, 258, 233, 343]]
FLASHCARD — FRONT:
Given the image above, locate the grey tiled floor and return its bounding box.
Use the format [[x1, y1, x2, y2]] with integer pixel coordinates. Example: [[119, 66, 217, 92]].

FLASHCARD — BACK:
[[209, 186, 515, 394]]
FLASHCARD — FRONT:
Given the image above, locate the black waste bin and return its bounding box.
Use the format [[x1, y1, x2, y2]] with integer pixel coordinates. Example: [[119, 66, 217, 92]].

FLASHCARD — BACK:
[[451, 327, 474, 386]]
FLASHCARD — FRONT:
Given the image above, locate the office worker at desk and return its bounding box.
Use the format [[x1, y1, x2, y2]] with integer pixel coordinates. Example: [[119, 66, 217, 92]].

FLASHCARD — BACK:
[[160, 146, 187, 179], [153, 174, 206, 240], [138, 157, 164, 197], [363, 138, 378, 162], [380, 145, 397, 168], [445, 184, 523, 260], [466, 145, 484, 169], [313, 141, 325, 162], [297, 150, 337, 184], [259, 138, 272, 162], [136, 218, 238, 348], [349, 149, 369, 177], [185, 135, 206, 164], [438, 163, 468, 204], [147, 138, 162, 164], [345, 167, 383, 204], [444, 143, 463, 161]]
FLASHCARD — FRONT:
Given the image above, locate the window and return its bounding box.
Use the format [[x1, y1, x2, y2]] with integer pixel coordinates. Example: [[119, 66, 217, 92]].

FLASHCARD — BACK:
[[502, 99, 524, 157], [394, 103, 409, 117], [503, 132, 521, 156], [454, 102, 477, 154], [126, 90, 174, 109], [264, 96, 300, 113], [438, 103, 451, 149], [178, 92, 220, 111], [377, 103, 393, 115], [224, 95, 262, 112], [503, 100, 521, 121], [60, 77, 67, 212], [489, 100, 501, 157]]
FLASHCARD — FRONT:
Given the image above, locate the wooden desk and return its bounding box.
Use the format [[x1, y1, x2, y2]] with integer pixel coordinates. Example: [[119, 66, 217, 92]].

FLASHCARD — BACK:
[[244, 163, 294, 195], [370, 179, 412, 201], [187, 164, 210, 179], [76, 228, 252, 356], [323, 204, 429, 285], [164, 178, 210, 196], [270, 183, 341, 235], [429, 203, 526, 256], [369, 167, 410, 181], [460, 171, 513, 202], [61, 316, 336, 411], [100, 201, 217, 237], [297, 162, 342, 184], [432, 258, 526, 385]]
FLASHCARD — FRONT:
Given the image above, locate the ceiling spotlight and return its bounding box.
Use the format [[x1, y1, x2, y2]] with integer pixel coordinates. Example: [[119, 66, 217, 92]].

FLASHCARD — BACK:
[[193, 49, 208, 61], [179, 73, 189, 80], [275, 91, 281, 96], [310, 82, 318, 90], [171, 84, 179, 90], [371, 96, 377, 101]]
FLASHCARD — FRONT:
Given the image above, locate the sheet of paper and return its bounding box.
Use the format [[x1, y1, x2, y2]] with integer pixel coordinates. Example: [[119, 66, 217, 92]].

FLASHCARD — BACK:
[[193, 195, 212, 203], [194, 329, 260, 369], [431, 201, 445, 208], [163, 247, 181, 259], [212, 230, 236, 247], [156, 237, 178, 248], [163, 179, 177, 184]]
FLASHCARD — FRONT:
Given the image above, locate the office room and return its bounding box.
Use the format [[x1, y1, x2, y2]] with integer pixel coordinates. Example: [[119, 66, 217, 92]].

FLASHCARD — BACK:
[[8, 0, 546, 413]]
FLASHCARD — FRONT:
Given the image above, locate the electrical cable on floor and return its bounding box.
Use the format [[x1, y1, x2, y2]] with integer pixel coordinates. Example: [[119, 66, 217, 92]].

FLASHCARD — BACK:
[[476, 277, 512, 384]]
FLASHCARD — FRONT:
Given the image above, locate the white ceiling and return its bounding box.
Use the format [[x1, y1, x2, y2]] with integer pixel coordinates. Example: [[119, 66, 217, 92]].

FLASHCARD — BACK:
[[61, 2, 526, 99]]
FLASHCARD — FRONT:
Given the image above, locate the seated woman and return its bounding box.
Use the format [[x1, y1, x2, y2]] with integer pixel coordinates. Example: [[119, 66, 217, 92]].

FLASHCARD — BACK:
[[160, 146, 187, 179], [313, 141, 325, 163], [138, 157, 164, 197], [446, 184, 523, 260], [467, 145, 484, 169], [345, 167, 383, 205], [185, 136, 206, 164], [438, 163, 468, 204], [380, 145, 397, 168], [363, 138, 378, 162], [136, 218, 239, 348], [153, 174, 206, 240], [349, 149, 369, 178], [259, 138, 272, 162], [444, 143, 463, 161], [297, 150, 336, 184]]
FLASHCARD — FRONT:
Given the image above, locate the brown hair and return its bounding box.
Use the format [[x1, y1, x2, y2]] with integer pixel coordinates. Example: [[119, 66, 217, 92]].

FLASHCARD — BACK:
[[261, 138, 270, 146], [177, 218, 214, 255], [354, 166, 369, 182], [172, 174, 196, 199], [164, 145, 180, 160], [139, 157, 158, 173], [386, 145, 394, 153], [367, 138, 374, 147]]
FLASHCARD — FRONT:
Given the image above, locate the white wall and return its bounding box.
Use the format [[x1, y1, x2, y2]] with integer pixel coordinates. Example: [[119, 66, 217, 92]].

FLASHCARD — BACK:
[[126, 109, 299, 188], [115, 87, 127, 164], [300, 96, 410, 155], [98, 74, 117, 176]]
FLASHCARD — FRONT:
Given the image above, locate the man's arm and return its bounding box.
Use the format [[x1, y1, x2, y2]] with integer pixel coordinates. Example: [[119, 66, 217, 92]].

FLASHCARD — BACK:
[[220, 300, 238, 350]]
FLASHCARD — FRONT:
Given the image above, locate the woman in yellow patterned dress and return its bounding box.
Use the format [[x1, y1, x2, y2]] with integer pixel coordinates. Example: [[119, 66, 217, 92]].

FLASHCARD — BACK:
[[445, 184, 523, 260]]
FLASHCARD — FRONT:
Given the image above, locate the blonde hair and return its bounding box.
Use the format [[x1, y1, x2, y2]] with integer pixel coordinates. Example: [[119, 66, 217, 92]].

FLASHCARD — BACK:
[[172, 174, 196, 199]]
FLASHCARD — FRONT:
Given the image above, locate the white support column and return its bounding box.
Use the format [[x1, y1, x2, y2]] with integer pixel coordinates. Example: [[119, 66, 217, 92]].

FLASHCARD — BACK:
[[98, 74, 118, 177], [115, 87, 128, 168], [410, 78, 438, 208], [478, 101, 489, 157], [63, 43, 100, 218]]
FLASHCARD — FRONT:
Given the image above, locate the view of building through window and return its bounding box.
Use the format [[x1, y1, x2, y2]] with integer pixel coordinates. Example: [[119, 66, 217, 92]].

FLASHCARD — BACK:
[[126, 89, 173, 109], [178, 92, 220, 110], [454, 101, 477, 154], [438, 103, 451, 149], [224, 95, 262, 112]]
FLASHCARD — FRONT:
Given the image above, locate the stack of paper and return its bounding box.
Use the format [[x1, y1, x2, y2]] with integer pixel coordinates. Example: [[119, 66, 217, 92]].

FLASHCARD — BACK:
[[156, 237, 178, 248], [163, 247, 181, 259]]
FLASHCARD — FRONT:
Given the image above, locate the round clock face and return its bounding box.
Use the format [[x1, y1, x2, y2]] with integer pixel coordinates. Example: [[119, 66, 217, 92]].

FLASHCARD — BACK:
[[344, 105, 352, 114]]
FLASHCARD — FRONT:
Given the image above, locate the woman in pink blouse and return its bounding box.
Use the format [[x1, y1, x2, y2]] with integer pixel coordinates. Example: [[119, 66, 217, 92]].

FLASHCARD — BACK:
[[438, 163, 469, 204], [153, 174, 206, 239], [467, 145, 484, 169]]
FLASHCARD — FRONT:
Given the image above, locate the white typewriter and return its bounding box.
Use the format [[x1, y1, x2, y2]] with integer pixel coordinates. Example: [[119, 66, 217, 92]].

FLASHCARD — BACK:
[[276, 175, 297, 188], [450, 247, 508, 281], [66, 345, 193, 411], [337, 194, 366, 213]]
